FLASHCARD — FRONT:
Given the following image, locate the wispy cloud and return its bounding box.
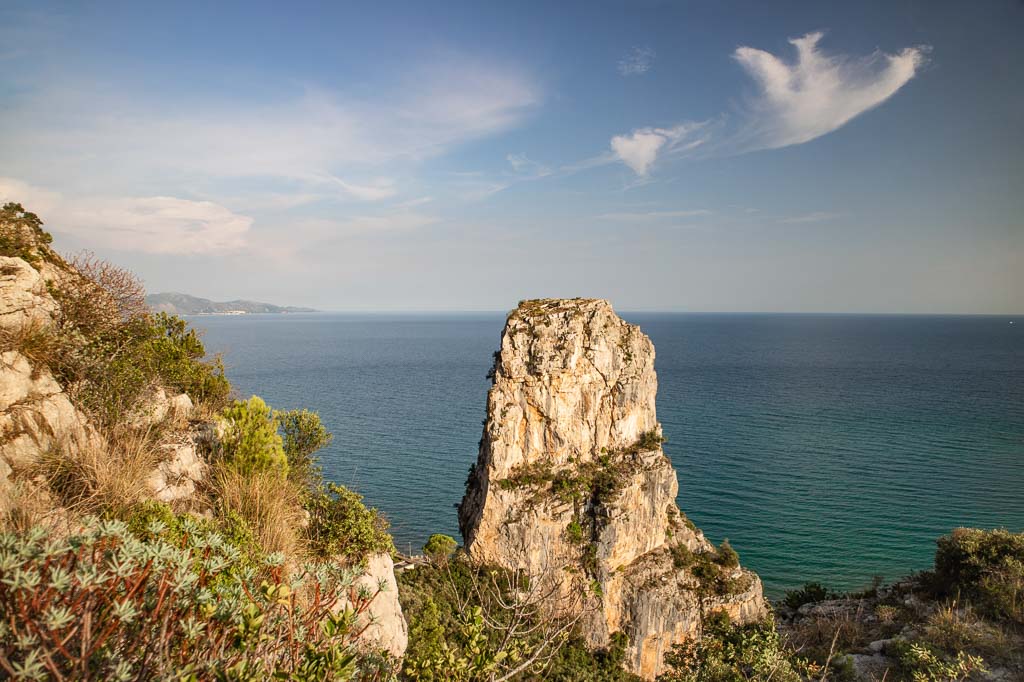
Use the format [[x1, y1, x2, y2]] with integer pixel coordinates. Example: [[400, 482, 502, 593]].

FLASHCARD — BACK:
[[733, 32, 927, 150], [778, 211, 844, 224], [618, 47, 656, 76], [607, 32, 927, 176], [609, 123, 707, 175], [506, 153, 552, 178], [0, 177, 252, 255], [0, 58, 540, 207], [597, 209, 712, 221]]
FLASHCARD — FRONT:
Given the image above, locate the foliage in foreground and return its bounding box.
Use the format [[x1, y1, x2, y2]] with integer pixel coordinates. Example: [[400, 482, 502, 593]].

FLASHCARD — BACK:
[[398, 551, 597, 682], [656, 612, 804, 682], [931, 527, 1024, 626], [0, 518, 392, 681]]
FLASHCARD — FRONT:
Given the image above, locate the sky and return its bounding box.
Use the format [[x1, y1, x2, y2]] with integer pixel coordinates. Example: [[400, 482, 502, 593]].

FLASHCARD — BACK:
[[1, 0, 1021, 313]]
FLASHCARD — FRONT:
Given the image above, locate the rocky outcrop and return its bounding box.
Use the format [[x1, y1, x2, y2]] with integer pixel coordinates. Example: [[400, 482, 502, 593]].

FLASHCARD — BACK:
[[352, 553, 409, 659], [0, 256, 59, 333], [459, 299, 766, 678]]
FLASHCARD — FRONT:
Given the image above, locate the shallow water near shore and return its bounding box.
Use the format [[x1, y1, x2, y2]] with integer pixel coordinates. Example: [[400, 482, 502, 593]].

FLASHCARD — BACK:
[[196, 312, 1023, 597]]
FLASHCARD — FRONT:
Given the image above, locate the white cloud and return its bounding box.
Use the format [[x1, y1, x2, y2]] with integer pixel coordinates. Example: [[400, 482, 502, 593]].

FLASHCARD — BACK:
[[606, 33, 925, 177], [618, 47, 656, 76], [597, 209, 712, 221], [0, 177, 252, 255], [0, 58, 539, 208], [610, 123, 705, 175], [506, 153, 552, 178], [733, 32, 927, 150]]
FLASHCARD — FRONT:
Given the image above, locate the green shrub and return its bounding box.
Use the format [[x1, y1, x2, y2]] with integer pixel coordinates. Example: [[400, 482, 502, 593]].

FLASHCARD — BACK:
[[892, 639, 987, 682], [715, 539, 740, 568], [0, 518, 389, 681], [0, 202, 53, 264], [305, 483, 394, 561], [217, 396, 289, 477], [566, 519, 586, 545], [933, 528, 1024, 624], [277, 408, 332, 488], [782, 582, 835, 610], [656, 614, 801, 682], [544, 633, 643, 681], [143, 312, 231, 407], [423, 534, 457, 562]]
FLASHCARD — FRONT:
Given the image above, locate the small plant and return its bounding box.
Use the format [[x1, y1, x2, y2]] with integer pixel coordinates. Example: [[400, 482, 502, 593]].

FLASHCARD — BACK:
[[423, 534, 458, 562], [305, 483, 394, 561], [893, 640, 987, 682], [715, 539, 740, 568], [566, 520, 585, 545], [657, 613, 801, 682], [875, 603, 899, 624], [217, 396, 289, 477], [783, 582, 835, 610], [277, 407, 332, 488]]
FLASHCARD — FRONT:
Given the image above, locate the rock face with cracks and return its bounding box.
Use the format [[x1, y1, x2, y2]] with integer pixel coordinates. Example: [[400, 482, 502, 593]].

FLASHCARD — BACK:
[[459, 298, 766, 679]]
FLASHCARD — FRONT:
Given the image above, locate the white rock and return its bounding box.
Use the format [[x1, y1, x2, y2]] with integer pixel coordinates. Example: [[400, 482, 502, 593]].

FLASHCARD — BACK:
[[459, 299, 766, 679], [335, 553, 408, 659], [0, 256, 58, 333]]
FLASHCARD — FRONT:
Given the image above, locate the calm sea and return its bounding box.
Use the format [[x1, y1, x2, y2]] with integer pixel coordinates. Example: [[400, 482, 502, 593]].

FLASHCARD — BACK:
[[195, 312, 1023, 597]]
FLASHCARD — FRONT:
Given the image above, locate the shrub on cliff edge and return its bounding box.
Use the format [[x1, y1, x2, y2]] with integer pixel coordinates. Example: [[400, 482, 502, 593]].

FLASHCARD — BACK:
[[217, 396, 289, 477], [932, 527, 1024, 625]]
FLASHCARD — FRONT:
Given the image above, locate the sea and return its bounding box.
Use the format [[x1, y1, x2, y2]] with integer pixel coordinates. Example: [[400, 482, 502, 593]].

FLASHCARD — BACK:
[[194, 312, 1023, 597]]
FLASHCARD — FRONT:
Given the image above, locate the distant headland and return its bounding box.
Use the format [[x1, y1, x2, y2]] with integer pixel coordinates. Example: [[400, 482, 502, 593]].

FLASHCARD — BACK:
[[146, 292, 317, 315]]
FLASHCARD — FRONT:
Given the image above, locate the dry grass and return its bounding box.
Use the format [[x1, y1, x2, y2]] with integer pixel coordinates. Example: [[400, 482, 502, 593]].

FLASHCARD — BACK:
[[0, 320, 63, 373], [924, 601, 1018, 664], [782, 604, 883, 663], [36, 429, 165, 518], [208, 467, 305, 558]]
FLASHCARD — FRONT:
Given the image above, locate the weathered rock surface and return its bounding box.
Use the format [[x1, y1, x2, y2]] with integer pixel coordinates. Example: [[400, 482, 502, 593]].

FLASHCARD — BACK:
[[353, 553, 409, 659], [146, 434, 206, 503], [0, 256, 59, 333], [459, 299, 766, 678], [0, 350, 102, 498]]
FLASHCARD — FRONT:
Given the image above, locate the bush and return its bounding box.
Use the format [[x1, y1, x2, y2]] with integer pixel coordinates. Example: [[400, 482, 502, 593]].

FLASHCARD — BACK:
[[892, 640, 987, 682], [305, 483, 394, 561], [217, 396, 289, 477], [783, 582, 835, 610], [0, 202, 53, 264], [657, 613, 801, 682], [715, 539, 739, 568], [0, 518, 388, 681], [933, 528, 1024, 624], [278, 408, 332, 488], [423, 534, 457, 562], [141, 312, 230, 407]]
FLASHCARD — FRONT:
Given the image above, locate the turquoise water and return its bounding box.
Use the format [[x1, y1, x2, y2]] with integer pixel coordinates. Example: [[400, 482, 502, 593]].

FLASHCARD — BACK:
[[195, 313, 1023, 597]]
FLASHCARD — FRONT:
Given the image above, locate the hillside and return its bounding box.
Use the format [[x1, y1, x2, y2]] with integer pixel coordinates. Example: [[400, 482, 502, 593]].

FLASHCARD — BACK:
[[146, 291, 317, 315]]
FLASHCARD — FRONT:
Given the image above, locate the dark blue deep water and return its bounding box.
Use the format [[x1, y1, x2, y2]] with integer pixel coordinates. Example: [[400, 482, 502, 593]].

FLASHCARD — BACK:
[[195, 313, 1023, 596]]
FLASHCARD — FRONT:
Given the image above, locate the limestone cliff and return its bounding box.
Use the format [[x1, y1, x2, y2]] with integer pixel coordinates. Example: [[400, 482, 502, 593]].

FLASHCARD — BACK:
[[459, 298, 766, 678], [0, 207, 407, 661]]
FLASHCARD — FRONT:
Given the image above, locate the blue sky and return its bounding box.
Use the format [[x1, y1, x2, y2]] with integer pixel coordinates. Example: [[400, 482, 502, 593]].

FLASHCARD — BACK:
[[1, 0, 1020, 312]]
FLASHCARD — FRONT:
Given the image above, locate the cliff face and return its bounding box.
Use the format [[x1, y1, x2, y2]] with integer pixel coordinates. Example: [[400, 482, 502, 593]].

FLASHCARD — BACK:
[[0, 212, 407, 661], [459, 299, 766, 678]]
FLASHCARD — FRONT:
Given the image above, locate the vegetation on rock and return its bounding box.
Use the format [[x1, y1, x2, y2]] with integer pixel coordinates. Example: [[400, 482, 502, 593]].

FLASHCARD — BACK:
[[0, 518, 386, 681]]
